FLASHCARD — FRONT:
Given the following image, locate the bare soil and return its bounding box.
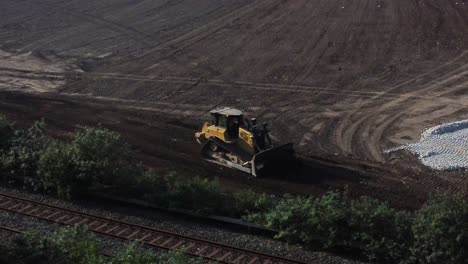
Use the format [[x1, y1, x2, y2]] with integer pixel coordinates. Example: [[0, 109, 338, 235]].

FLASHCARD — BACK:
[[0, 0, 467, 207]]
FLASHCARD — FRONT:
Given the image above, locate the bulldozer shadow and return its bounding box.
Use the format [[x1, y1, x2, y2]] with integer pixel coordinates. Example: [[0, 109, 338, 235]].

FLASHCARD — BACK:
[[260, 156, 366, 185]]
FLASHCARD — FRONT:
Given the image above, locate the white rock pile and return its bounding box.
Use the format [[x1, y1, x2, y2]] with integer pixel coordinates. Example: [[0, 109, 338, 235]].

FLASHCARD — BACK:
[[387, 119, 468, 170]]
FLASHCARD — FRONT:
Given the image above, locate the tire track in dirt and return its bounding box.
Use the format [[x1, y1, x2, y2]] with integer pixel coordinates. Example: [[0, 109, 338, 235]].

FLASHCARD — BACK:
[[4, 66, 467, 103], [333, 48, 468, 161], [355, 63, 468, 161], [139, 0, 265, 68], [359, 59, 468, 161], [2, 63, 468, 159], [29, 1, 154, 47]]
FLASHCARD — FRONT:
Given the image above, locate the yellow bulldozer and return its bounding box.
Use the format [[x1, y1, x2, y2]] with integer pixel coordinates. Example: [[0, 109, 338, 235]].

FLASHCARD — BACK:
[[195, 107, 294, 176]]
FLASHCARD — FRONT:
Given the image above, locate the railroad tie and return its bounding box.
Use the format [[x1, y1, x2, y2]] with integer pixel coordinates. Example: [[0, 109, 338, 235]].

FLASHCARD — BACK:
[[32, 207, 48, 218], [64, 216, 79, 224], [116, 228, 129, 236], [137, 233, 152, 242], [0, 200, 11, 207], [218, 252, 232, 262], [105, 225, 121, 234], [17, 204, 32, 213], [45, 211, 62, 220], [148, 235, 163, 245], [196, 245, 209, 255], [8, 202, 23, 210], [232, 254, 246, 264], [87, 220, 99, 227], [184, 242, 195, 252], [54, 214, 70, 222], [75, 218, 89, 226], [126, 230, 140, 239], [159, 237, 174, 247], [206, 248, 221, 258], [26, 207, 40, 215], [170, 240, 185, 250], [94, 222, 108, 231], [247, 257, 259, 264]]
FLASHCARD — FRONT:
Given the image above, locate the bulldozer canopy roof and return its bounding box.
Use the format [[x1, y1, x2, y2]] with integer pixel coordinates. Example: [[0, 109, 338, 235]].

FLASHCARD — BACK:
[[210, 107, 243, 116]]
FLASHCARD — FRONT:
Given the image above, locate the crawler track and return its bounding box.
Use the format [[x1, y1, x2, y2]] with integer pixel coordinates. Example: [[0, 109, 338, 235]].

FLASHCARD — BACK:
[[0, 192, 307, 264]]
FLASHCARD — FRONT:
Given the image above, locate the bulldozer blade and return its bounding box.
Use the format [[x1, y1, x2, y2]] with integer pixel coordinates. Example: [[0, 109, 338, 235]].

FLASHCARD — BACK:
[[252, 143, 294, 177]]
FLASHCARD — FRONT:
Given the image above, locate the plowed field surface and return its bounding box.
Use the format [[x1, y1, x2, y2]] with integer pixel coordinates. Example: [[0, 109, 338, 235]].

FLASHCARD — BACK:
[[1, 0, 467, 205]]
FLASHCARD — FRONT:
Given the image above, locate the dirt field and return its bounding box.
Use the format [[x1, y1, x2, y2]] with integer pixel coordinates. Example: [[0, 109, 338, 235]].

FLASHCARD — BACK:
[[0, 0, 467, 205]]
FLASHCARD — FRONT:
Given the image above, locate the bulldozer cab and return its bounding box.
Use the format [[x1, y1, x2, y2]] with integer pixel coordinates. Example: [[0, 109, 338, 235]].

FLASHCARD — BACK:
[[210, 108, 243, 140]]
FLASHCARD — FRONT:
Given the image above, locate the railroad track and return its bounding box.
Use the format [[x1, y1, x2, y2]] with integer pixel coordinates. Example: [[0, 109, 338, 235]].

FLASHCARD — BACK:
[[0, 226, 21, 248], [0, 226, 20, 238], [0, 192, 307, 264]]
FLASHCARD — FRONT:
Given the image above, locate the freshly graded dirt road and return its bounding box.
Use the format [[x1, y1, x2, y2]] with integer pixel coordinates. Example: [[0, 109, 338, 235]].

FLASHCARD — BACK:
[[0, 0, 467, 205]]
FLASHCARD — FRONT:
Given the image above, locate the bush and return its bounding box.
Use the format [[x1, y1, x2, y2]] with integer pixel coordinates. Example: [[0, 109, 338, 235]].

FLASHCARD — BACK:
[[0, 114, 13, 150], [37, 127, 142, 198], [133, 169, 170, 205], [349, 197, 412, 263], [234, 190, 276, 218], [251, 192, 416, 263], [409, 195, 468, 264], [167, 177, 227, 214], [261, 195, 318, 244], [0, 120, 48, 185], [71, 127, 141, 188], [5, 226, 103, 264], [112, 243, 203, 264], [111, 243, 157, 264], [38, 141, 82, 199], [1, 227, 201, 264], [260, 192, 350, 247]]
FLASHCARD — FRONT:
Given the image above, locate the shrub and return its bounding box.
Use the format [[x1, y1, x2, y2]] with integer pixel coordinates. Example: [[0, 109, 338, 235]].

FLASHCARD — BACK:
[[133, 169, 170, 205], [37, 127, 144, 198], [260, 192, 350, 247], [167, 177, 227, 214], [234, 190, 276, 218], [409, 195, 468, 264], [261, 195, 318, 244], [0, 120, 48, 185], [6, 226, 103, 264], [253, 192, 416, 262], [112, 243, 203, 264], [0, 114, 13, 150], [155, 249, 204, 264], [111, 243, 157, 264], [349, 196, 412, 263], [38, 141, 82, 199], [71, 127, 141, 188], [2, 227, 201, 264]]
